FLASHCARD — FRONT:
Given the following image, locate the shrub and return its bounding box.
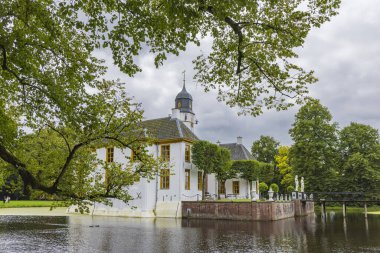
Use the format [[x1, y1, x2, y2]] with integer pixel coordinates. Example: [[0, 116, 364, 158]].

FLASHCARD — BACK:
[[270, 183, 279, 193], [259, 182, 268, 193], [287, 186, 295, 193]]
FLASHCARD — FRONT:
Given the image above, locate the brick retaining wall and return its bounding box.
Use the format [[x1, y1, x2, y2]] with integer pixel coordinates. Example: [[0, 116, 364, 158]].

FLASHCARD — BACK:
[[182, 200, 314, 221]]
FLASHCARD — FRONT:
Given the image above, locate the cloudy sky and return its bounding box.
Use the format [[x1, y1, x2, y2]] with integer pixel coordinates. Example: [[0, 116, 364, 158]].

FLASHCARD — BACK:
[[96, 1, 380, 148]]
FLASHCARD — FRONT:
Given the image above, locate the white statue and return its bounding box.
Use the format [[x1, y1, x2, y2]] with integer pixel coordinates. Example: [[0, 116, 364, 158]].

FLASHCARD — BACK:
[[295, 175, 299, 192], [301, 177, 305, 192], [251, 181, 258, 201], [256, 179, 260, 198]]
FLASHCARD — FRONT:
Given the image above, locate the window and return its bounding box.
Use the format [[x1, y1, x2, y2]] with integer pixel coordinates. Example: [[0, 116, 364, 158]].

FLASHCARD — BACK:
[[219, 181, 226, 194], [161, 145, 170, 162], [177, 101, 182, 108], [185, 169, 190, 190], [106, 147, 114, 163], [160, 169, 170, 189], [185, 145, 191, 162], [198, 171, 203, 191], [131, 150, 136, 162], [233, 181, 240, 194], [105, 147, 114, 188]]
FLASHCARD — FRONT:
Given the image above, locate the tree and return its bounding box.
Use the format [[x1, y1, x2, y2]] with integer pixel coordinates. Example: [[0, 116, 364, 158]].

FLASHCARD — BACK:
[[0, 163, 24, 200], [0, 0, 341, 203], [213, 147, 233, 199], [1, 1, 341, 116], [231, 160, 273, 198], [275, 146, 294, 193], [339, 123, 380, 159], [339, 153, 380, 198], [251, 135, 280, 187], [191, 140, 220, 200], [2, 124, 160, 207], [289, 99, 339, 192], [251, 135, 280, 164], [338, 123, 380, 197], [258, 162, 276, 184], [0, 0, 163, 207]]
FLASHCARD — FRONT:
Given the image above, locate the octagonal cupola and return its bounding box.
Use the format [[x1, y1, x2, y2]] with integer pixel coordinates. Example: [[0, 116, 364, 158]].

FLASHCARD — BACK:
[[171, 71, 197, 132], [175, 82, 193, 113]]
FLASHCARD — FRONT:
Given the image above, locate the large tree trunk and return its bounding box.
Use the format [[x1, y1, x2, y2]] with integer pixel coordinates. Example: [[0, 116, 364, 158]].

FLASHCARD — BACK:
[[0, 145, 54, 194]]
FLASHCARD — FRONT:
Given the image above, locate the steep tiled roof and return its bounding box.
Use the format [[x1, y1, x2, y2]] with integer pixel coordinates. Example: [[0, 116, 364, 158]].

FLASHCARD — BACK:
[[220, 143, 253, 160], [141, 117, 198, 142]]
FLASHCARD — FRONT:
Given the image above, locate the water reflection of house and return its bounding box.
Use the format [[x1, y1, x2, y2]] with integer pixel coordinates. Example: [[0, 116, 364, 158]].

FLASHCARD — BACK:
[[81, 81, 253, 217]]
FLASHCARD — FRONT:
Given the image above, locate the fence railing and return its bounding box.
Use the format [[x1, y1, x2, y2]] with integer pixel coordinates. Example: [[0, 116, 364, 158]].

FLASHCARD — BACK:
[[306, 192, 365, 202]]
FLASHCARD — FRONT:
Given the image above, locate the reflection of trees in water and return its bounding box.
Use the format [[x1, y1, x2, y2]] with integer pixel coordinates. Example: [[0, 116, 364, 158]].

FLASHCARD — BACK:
[[5, 215, 376, 252], [181, 216, 318, 252], [179, 215, 380, 252], [181, 215, 317, 237]]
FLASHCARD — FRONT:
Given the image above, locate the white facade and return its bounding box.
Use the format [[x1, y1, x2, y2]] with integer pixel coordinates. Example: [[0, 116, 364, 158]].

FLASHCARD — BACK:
[[79, 141, 202, 218], [69, 85, 252, 218], [207, 174, 249, 199], [84, 142, 252, 218]]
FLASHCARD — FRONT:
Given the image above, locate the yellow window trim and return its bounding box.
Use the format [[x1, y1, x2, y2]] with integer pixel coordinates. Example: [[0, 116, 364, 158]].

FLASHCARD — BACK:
[[185, 169, 191, 190], [160, 169, 170, 189], [106, 147, 114, 163]]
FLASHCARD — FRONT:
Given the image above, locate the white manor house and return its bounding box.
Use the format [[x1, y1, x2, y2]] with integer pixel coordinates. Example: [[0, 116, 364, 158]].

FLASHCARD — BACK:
[[83, 82, 253, 218]]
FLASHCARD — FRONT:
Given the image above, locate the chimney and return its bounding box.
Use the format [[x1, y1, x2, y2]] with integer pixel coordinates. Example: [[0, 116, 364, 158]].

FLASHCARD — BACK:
[[237, 136, 243, 145], [171, 108, 180, 119]]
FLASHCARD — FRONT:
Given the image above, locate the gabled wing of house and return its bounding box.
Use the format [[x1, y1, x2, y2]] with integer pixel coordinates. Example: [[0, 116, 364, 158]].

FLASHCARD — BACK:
[[220, 142, 253, 160], [141, 117, 198, 143]]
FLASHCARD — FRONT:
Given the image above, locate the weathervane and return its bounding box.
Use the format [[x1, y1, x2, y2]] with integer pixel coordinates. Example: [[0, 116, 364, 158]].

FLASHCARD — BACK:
[[182, 70, 186, 88]]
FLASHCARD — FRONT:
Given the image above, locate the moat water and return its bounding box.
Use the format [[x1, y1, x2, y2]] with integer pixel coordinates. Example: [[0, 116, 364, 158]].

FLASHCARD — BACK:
[[0, 212, 379, 252]]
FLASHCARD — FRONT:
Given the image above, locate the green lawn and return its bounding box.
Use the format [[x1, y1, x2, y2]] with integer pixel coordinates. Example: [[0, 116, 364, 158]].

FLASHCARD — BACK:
[[0, 200, 67, 208]]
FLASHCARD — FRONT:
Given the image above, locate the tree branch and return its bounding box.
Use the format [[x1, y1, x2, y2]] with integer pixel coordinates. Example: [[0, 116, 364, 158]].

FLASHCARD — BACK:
[[204, 6, 245, 99], [0, 44, 59, 105], [249, 57, 295, 99], [0, 144, 54, 193], [46, 124, 72, 153], [51, 143, 84, 191]]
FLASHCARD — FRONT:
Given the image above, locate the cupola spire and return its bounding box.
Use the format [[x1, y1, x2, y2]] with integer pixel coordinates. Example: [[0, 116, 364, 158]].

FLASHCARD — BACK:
[[182, 70, 186, 90], [172, 71, 197, 132]]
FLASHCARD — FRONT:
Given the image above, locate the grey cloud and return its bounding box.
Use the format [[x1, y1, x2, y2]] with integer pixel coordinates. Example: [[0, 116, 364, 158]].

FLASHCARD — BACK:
[[97, 1, 380, 150]]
